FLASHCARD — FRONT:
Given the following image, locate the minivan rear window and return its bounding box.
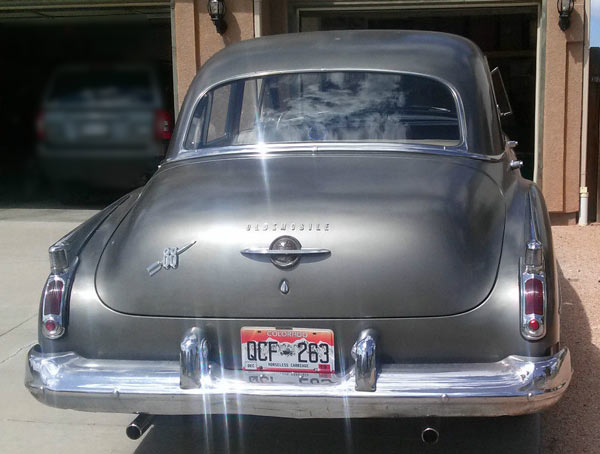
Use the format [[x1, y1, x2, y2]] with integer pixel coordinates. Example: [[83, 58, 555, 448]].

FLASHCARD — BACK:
[[48, 69, 153, 105]]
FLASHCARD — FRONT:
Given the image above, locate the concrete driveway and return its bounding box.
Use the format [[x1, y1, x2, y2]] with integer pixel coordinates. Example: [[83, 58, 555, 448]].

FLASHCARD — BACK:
[[1, 208, 597, 453], [0, 208, 136, 452]]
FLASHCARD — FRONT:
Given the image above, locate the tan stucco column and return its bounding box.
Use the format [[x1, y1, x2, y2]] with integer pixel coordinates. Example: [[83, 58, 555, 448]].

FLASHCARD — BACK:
[[173, 0, 198, 111], [172, 0, 254, 110], [542, 0, 585, 223]]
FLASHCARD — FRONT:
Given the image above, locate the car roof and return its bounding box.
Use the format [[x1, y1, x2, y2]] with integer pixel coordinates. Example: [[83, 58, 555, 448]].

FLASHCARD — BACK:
[[196, 30, 484, 91]]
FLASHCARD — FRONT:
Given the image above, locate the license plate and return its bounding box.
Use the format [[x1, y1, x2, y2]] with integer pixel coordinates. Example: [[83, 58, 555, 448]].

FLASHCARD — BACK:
[[81, 122, 109, 136], [246, 371, 338, 386], [241, 327, 335, 373]]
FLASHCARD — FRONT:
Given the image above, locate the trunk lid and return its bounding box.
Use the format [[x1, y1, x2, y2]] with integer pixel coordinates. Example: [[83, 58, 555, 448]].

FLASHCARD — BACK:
[[96, 153, 505, 318]]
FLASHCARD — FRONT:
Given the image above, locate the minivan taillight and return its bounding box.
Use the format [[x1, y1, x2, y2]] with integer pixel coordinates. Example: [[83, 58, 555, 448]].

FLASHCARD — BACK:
[[521, 239, 546, 340], [35, 111, 45, 140], [155, 109, 172, 140]]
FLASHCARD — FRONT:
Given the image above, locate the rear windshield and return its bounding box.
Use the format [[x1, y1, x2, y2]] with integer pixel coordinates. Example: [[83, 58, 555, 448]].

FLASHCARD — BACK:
[[184, 71, 461, 150], [48, 69, 154, 105]]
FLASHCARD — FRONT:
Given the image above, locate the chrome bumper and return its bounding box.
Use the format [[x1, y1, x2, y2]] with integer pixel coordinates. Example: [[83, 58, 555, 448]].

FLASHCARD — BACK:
[[25, 343, 571, 418]]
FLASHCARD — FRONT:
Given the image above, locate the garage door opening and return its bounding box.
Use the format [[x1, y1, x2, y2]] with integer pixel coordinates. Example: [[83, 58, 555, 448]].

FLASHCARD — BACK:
[[297, 7, 538, 180], [0, 5, 173, 208]]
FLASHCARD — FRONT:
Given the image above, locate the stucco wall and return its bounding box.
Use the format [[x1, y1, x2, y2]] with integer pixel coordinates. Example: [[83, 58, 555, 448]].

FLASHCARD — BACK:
[[173, 0, 254, 109], [173, 0, 198, 110], [542, 0, 585, 220]]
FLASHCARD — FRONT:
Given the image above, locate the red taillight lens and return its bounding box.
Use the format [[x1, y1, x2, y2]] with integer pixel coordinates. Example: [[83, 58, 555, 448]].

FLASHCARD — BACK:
[[35, 111, 45, 140], [524, 277, 544, 315], [43, 279, 64, 315], [528, 319, 540, 331], [521, 272, 546, 340], [155, 109, 172, 140], [44, 320, 57, 333]]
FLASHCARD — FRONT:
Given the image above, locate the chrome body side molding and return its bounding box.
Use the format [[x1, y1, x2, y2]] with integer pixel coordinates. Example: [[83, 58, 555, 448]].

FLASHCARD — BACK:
[[526, 190, 544, 271]]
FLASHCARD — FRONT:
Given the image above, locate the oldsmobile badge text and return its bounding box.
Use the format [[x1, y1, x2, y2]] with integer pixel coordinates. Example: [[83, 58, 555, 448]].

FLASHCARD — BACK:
[[247, 223, 330, 232]]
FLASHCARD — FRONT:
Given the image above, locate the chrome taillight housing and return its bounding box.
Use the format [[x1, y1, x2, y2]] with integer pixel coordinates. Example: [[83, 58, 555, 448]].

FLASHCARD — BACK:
[[520, 195, 547, 340], [42, 275, 66, 339], [41, 243, 78, 339]]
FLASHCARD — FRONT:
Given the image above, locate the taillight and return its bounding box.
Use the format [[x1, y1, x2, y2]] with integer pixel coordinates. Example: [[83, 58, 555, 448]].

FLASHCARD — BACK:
[[521, 239, 546, 340], [42, 279, 64, 315], [41, 276, 66, 339], [524, 277, 544, 315], [155, 109, 172, 140], [35, 111, 45, 140], [41, 244, 78, 340]]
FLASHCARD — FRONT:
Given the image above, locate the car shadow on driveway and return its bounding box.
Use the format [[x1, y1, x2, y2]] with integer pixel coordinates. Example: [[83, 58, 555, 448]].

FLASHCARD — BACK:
[[134, 414, 541, 454], [542, 265, 600, 453]]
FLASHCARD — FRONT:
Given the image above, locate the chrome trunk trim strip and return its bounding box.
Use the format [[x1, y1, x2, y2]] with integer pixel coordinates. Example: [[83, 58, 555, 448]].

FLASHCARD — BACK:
[[241, 248, 331, 256]]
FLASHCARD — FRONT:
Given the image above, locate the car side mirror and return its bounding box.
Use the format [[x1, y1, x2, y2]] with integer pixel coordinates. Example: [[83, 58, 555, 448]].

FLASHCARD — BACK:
[[491, 67, 513, 118]]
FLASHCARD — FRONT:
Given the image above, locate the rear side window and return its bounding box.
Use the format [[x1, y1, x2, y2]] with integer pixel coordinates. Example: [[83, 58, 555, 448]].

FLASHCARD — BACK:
[[48, 69, 153, 105], [184, 71, 462, 151], [206, 84, 231, 143]]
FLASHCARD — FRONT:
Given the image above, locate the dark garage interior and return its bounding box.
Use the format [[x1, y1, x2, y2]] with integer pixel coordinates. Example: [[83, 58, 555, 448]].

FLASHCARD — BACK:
[[0, 5, 173, 208]]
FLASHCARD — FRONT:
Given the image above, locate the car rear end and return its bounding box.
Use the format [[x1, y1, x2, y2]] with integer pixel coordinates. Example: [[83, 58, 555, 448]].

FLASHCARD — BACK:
[[26, 153, 571, 419], [26, 31, 571, 421], [36, 64, 172, 189]]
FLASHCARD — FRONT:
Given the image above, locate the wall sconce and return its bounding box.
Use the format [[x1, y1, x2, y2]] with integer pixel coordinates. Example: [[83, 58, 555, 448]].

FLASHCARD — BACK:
[[208, 0, 227, 35], [557, 0, 574, 31]]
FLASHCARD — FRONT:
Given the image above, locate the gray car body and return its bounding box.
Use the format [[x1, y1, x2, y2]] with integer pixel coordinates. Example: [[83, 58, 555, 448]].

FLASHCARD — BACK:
[[33, 31, 563, 412]]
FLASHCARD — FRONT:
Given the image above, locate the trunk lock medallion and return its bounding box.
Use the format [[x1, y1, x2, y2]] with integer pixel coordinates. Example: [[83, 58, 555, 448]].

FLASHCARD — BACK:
[[270, 236, 302, 268]]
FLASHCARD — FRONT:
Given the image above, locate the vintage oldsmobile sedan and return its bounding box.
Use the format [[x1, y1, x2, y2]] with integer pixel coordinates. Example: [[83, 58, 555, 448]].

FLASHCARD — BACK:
[[26, 30, 571, 441]]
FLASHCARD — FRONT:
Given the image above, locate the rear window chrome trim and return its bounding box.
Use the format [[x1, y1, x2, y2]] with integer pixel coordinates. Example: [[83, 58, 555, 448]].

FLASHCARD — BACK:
[[167, 142, 505, 164], [173, 68, 479, 160]]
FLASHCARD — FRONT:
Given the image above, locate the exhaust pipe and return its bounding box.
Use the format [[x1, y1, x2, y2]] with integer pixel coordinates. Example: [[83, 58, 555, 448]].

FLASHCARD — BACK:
[[421, 427, 439, 445], [126, 413, 154, 440]]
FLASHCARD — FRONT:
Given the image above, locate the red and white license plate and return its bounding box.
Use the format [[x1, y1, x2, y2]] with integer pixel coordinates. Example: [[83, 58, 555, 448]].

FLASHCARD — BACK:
[[241, 327, 335, 373]]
